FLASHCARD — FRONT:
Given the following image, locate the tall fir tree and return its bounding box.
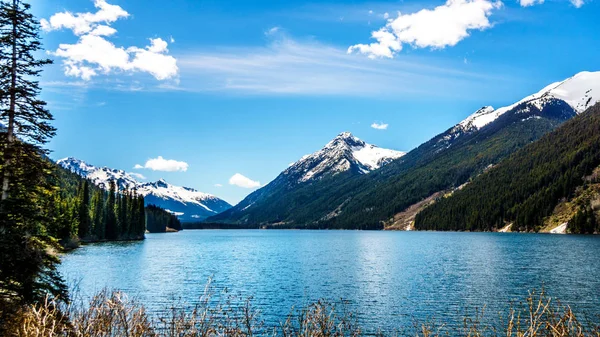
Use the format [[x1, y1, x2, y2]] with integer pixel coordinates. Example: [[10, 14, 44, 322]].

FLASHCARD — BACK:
[[77, 180, 91, 239], [0, 0, 65, 324], [105, 180, 117, 240], [91, 188, 105, 240]]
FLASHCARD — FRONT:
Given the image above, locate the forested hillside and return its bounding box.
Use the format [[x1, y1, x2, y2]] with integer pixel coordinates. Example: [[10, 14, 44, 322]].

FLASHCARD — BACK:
[[48, 166, 147, 245], [415, 103, 600, 233], [210, 99, 575, 229], [146, 204, 182, 232], [50, 164, 184, 240]]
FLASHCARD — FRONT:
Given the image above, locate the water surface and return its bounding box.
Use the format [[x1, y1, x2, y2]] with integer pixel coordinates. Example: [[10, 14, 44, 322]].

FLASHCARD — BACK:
[[60, 230, 600, 332]]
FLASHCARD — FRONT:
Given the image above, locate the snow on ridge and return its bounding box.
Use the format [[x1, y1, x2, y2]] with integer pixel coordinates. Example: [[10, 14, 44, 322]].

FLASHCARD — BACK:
[[546, 71, 600, 113], [352, 144, 405, 171], [136, 180, 219, 212], [56, 157, 223, 213], [458, 106, 496, 130], [456, 70, 600, 132], [287, 132, 405, 183]]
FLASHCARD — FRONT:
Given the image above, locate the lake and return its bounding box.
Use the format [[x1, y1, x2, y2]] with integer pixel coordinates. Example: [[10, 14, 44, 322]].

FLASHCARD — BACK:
[[59, 230, 600, 333]]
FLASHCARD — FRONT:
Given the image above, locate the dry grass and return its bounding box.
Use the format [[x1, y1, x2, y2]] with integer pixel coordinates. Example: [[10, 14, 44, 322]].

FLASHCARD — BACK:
[[5, 288, 600, 337]]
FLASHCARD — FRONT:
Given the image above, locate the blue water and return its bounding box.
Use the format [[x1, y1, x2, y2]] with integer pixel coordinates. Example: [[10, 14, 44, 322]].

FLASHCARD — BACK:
[[59, 230, 600, 333]]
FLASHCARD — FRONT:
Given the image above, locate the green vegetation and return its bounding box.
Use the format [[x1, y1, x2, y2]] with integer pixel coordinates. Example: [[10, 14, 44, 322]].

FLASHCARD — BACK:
[[415, 103, 600, 233], [0, 1, 174, 331], [48, 167, 147, 245], [0, 0, 68, 322], [146, 204, 182, 233]]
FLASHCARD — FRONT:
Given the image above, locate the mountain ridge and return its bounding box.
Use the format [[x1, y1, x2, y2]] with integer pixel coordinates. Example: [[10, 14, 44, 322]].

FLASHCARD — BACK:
[[57, 158, 231, 221], [414, 102, 600, 233], [209, 71, 598, 228], [208, 132, 405, 225]]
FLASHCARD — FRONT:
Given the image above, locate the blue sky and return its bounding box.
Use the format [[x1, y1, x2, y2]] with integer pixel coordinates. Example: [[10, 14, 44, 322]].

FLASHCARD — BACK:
[[32, 0, 599, 204]]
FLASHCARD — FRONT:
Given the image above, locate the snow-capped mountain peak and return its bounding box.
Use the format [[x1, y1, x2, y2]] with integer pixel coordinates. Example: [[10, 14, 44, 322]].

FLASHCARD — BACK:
[[56, 158, 231, 221], [458, 106, 496, 130], [285, 132, 405, 183], [57, 157, 138, 191], [457, 71, 600, 132]]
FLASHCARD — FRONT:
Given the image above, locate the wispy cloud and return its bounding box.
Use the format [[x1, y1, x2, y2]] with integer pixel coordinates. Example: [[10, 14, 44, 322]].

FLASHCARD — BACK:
[[520, 0, 584, 6], [214, 183, 223, 187], [371, 122, 389, 130], [229, 173, 261, 189], [134, 156, 189, 172], [177, 34, 507, 97], [41, 0, 178, 81]]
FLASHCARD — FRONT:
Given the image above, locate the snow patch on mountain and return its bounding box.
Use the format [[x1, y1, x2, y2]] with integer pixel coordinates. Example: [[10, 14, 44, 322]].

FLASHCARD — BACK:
[[56, 157, 232, 220], [136, 179, 221, 212], [286, 132, 405, 183], [458, 71, 600, 131], [57, 157, 138, 191]]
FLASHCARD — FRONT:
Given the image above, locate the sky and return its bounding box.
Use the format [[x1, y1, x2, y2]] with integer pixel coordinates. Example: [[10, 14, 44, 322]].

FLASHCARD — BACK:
[[31, 0, 600, 205]]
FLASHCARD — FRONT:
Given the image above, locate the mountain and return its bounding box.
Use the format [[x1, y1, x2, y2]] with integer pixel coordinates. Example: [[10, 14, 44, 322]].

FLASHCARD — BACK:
[[414, 102, 600, 233], [207, 133, 405, 226], [423, 71, 600, 154], [284, 132, 405, 183], [56, 158, 231, 222], [209, 71, 598, 229], [57, 157, 138, 191]]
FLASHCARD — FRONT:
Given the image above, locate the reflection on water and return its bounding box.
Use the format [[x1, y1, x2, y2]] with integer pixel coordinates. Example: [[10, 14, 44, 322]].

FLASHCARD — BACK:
[[60, 230, 600, 333]]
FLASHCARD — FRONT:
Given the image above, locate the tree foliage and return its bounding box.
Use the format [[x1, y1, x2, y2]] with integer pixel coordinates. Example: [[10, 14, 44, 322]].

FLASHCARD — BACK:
[[0, 0, 64, 322], [146, 204, 182, 233], [415, 103, 600, 233]]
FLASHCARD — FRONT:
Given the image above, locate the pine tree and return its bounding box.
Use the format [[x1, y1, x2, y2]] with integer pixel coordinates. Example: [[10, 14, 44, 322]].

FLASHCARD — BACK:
[[0, 0, 54, 201], [138, 196, 146, 236], [91, 189, 105, 240], [105, 180, 117, 240], [0, 0, 64, 321], [121, 189, 129, 237], [77, 180, 91, 239]]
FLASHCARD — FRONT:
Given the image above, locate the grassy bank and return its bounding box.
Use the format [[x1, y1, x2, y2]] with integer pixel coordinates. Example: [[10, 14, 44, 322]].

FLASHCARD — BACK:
[[4, 287, 600, 337]]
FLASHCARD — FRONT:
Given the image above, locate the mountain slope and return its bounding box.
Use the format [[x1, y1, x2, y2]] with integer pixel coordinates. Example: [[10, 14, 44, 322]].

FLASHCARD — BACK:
[[320, 99, 576, 229], [57, 158, 231, 221], [414, 102, 600, 233], [209, 71, 600, 229], [207, 133, 405, 226], [282, 132, 405, 183]]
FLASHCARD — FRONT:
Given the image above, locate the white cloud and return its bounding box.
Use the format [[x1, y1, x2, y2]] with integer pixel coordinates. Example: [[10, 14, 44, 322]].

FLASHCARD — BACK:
[[129, 172, 147, 180], [40, 0, 129, 35], [134, 156, 189, 172], [518, 0, 544, 6], [214, 183, 223, 187], [349, 0, 502, 58], [42, 0, 178, 81], [371, 122, 389, 130], [229, 173, 261, 189], [178, 35, 501, 97], [570, 0, 584, 7]]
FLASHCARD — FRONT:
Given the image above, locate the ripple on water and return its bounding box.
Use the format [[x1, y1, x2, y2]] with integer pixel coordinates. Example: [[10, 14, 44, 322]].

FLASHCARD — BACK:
[[59, 230, 600, 333]]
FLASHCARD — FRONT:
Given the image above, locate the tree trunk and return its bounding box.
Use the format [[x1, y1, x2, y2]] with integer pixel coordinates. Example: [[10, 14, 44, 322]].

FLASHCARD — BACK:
[[1, 0, 18, 202]]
